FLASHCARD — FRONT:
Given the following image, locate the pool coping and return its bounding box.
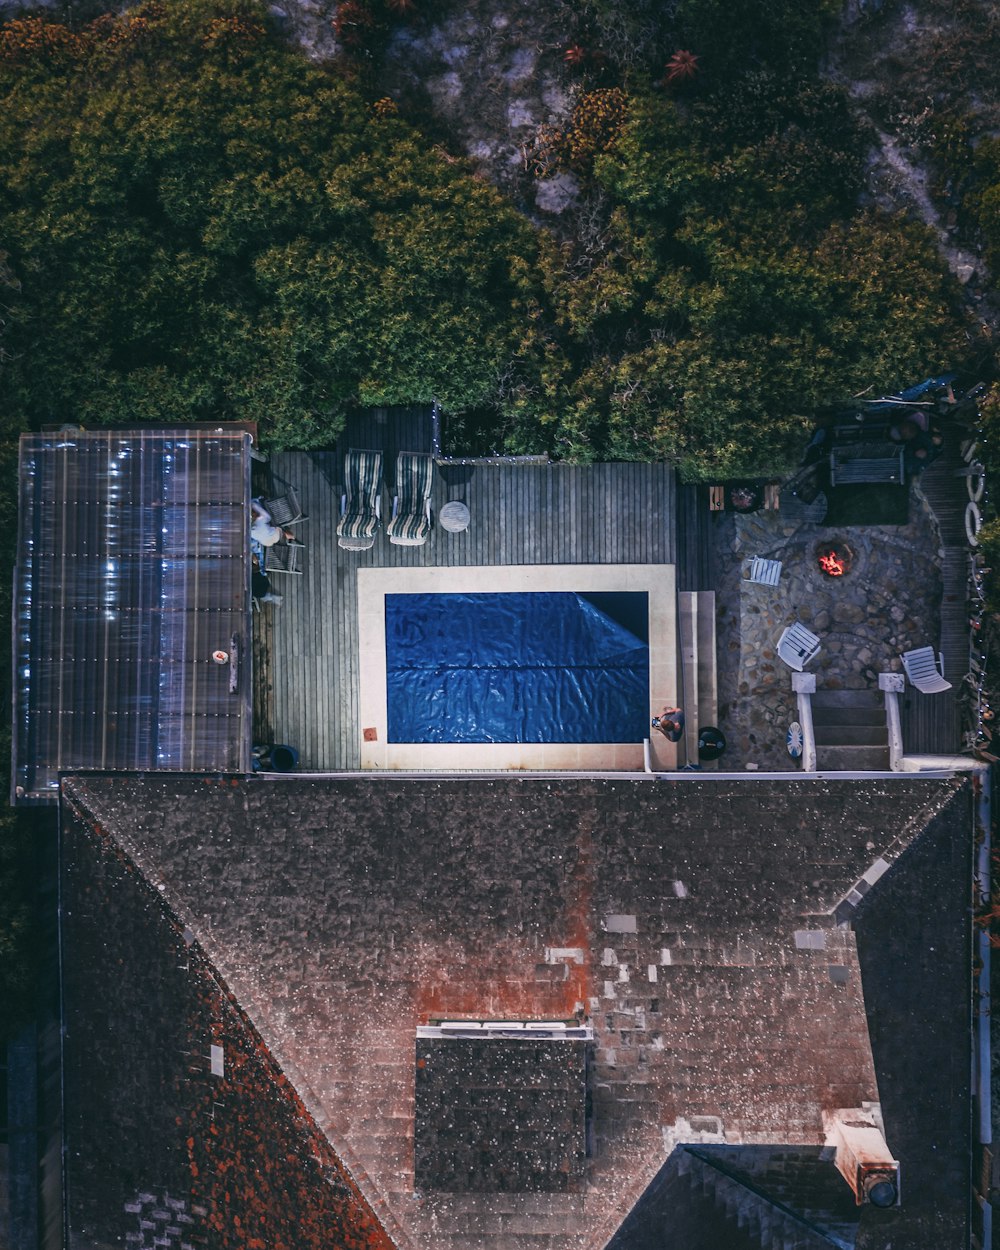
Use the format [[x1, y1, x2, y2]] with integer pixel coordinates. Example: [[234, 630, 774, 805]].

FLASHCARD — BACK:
[[357, 563, 677, 772]]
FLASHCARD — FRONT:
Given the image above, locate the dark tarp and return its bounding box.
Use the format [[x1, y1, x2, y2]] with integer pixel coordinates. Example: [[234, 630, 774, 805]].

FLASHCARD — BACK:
[[385, 592, 649, 744]]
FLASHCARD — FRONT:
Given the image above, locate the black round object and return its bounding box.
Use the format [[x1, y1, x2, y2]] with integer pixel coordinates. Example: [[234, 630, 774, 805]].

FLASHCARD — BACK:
[[268, 744, 300, 772], [697, 726, 727, 761], [866, 1179, 897, 1209]]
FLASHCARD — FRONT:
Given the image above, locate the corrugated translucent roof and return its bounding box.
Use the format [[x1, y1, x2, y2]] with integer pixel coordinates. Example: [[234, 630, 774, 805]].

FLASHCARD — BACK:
[[13, 428, 253, 802]]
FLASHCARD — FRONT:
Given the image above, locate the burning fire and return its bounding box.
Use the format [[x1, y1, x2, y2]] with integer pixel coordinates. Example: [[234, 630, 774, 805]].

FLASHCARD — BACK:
[[819, 550, 846, 577]]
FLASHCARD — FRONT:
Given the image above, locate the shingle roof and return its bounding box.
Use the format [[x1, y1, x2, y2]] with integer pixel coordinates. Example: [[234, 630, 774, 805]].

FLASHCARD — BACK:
[[414, 1035, 588, 1193], [60, 772, 970, 1250]]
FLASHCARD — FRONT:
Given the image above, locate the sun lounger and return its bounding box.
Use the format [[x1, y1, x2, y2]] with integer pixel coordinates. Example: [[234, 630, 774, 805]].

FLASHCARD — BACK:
[[387, 452, 433, 546], [901, 646, 952, 693], [777, 622, 821, 671], [337, 449, 383, 551]]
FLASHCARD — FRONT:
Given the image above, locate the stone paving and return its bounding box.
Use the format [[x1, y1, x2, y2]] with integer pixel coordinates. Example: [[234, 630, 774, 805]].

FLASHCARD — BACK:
[[714, 486, 945, 771]]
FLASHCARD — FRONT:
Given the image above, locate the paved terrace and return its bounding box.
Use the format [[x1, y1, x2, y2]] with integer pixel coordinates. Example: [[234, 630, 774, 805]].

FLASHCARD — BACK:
[[712, 426, 976, 769], [253, 408, 714, 770]]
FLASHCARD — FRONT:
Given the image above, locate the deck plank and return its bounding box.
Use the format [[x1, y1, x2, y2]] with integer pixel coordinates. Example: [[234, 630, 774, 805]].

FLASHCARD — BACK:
[[899, 425, 976, 756]]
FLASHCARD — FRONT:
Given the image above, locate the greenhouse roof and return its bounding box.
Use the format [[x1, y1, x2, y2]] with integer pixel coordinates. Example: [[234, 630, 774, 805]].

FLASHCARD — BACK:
[[13, 426, 253, 803]]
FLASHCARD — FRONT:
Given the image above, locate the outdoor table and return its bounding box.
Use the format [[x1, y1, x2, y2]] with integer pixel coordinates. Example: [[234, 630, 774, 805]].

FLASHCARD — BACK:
[[439, 501, 471, 533]]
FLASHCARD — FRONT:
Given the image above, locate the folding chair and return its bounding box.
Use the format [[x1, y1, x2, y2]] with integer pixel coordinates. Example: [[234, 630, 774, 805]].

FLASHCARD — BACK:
[[262, 485, 306, 528], [777, 622, 821, 671], [265, 541, 303, 576], [748, 557, 782, 587]]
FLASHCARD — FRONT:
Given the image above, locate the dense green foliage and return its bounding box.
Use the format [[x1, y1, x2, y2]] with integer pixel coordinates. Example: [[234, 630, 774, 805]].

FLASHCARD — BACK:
[[507, 86, 965, 476], [673, 0, 838, 83], [0, 0, 970, 475], [0, 3, 538, 446], [972, 139, 1000, 274]]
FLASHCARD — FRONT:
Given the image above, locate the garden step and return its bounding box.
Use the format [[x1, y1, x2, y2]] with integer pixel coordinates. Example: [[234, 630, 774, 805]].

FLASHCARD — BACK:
[[811, 688, 885, 731], [678, 592, 699, 767], [811, 688, 885, 708], [811, 705, 886, 728], [816, 745, 891, 771], [677, 591, 719, 770], [696, 591, 718, 772], [813, 724, 888, 747]]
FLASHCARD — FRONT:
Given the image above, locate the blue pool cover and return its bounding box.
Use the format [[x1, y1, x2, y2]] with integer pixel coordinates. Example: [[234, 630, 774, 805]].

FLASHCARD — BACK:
[[385, 592, 649, 744]]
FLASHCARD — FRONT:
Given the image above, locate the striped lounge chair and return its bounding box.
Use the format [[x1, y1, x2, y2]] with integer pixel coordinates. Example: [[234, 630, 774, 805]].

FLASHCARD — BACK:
[[337, 449, 383, 551], [387, 452, 433, 546]]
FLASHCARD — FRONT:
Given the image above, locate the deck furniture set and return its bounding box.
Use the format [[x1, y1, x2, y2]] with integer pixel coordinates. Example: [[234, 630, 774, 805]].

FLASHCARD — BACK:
[[251, 488, 308, 593], [337, 449, 442, 551], [772, 622, 950, 693]]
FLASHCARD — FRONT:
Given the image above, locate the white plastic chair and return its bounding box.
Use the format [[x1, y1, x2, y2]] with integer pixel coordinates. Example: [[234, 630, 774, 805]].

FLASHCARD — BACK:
[[901, 647, 952, 694], [748, 556, 782, 587], [777, 622, 821, 671]]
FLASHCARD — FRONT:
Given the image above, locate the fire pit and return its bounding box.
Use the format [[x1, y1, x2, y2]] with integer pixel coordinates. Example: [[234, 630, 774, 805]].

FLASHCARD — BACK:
[[815, 539, 854, 579]]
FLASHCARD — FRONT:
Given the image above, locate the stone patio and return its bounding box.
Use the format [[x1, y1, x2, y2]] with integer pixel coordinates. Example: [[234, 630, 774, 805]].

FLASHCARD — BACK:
[[714, 486, 944, 770]]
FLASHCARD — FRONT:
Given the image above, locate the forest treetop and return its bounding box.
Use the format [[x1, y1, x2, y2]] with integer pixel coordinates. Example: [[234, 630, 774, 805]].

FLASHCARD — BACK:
[[0, 0, 969, 479]]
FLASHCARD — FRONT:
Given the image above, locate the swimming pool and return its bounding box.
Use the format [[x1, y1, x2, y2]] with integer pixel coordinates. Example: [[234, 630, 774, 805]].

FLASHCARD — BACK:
[[385, 591, 649, 744]]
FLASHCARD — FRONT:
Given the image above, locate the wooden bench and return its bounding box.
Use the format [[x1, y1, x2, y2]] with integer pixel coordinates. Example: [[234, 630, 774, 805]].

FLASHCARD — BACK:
[[829, 443, 905, 486]]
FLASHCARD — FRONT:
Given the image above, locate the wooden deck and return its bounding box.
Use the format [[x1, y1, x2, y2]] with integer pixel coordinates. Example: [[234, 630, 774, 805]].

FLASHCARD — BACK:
[[900, 424, 975, 755], [250, 404, 975, 768], [252, 413, 703, 769], [676, 482, 715, 592]]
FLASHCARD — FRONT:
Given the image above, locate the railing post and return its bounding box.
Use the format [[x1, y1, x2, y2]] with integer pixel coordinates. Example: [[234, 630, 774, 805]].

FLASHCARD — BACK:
[[878, 672, 905, 770], [791, 671, 817, 772]]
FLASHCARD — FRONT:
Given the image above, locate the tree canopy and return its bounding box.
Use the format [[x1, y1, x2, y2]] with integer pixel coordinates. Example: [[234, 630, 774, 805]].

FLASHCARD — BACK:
[[0, 0, 971, 476], [505, 80, 967, 477], [0, 1, 538, 447]]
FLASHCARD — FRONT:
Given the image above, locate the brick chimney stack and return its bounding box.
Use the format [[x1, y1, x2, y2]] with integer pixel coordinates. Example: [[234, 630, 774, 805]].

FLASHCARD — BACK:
[[824, 1107, 900, 1207]]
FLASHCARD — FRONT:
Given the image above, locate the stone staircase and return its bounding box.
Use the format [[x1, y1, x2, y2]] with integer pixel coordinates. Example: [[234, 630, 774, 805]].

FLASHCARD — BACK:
[[811, 689, 889, 772], [678, 591, 719, 769]]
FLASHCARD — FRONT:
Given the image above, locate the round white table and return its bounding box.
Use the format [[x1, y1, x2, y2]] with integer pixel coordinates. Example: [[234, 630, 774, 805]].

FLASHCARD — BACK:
[[439, 501, 471, 533]]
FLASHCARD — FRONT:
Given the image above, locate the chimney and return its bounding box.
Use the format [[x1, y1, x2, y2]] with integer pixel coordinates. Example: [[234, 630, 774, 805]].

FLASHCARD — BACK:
[[824, 1107, 900, 1207]]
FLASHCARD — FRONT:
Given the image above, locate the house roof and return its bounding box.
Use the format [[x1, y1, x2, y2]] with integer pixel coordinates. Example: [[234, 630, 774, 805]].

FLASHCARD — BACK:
[[14, 427, 253, 803], [59, 772, 971, 1250]]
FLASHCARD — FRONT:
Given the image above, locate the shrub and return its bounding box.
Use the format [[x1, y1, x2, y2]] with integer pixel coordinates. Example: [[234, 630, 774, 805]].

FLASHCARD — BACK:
[[528, 88, 629, 178], [0, 0, 539, 448]]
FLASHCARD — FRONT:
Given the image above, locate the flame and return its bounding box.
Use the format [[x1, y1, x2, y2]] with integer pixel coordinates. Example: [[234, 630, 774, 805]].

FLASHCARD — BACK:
[[819, 551, 846, 576]]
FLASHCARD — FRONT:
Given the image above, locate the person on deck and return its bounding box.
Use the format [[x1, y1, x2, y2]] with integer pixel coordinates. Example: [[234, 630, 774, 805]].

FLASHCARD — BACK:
[[651, 707, 685, 743], [251, 553, 282, 605], [251, 499, 296, 548], [891, 419, 944, 476]]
